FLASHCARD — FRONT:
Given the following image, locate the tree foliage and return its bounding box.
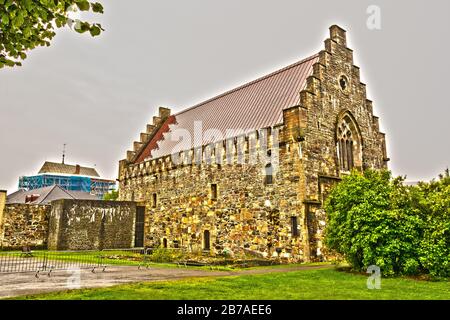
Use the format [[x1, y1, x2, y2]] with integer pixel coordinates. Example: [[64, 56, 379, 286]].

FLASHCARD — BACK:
[[415, 173, 450, 278], [0, 0, 104, 68], [324, 169, 449, 278], [103, 189, 118, 201]]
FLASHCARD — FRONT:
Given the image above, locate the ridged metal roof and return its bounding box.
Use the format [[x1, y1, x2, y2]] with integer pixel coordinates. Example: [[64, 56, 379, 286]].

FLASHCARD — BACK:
[[149, 54, 318, 160], [39, 161, 100, 177]]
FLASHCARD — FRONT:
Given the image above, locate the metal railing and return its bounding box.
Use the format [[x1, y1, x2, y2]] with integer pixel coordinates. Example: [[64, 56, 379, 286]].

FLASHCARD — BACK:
[[0, 247, 272, 277], [0, 248, 149, 277]]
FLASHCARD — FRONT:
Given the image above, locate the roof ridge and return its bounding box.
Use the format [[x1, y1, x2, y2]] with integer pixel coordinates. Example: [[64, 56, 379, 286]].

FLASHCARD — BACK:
[[39, 161, 100, 177], [35, 184, 58, 204], [43, 161, 93, 169], [174, 53, 319, 117], [58, 185, 76, 200]]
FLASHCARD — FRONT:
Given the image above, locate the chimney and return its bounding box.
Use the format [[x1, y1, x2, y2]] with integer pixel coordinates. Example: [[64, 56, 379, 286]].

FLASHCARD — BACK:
[[75, 164, 81, 175]]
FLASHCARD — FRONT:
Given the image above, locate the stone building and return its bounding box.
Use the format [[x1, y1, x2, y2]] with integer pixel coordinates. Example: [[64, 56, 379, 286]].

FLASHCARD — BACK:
[[118, 25, 389, 261]]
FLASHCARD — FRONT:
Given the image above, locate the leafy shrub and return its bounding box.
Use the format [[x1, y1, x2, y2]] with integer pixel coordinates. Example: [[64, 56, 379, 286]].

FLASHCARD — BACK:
[[324, 169, 449, 278], [103, 190, 119, 201], [149, 248, 184, 263], [415, 177, 450, 278], [324, 170, 422, 276]]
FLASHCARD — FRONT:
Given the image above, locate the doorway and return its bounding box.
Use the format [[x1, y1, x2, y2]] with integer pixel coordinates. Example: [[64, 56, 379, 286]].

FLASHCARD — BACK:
[[203, 230, 211, 250], [134, 206, 145, 247]]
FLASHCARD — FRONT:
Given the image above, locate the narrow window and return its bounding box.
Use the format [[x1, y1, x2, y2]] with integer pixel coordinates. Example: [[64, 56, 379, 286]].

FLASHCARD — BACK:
[[211, 184, 218, 201], [152, 193, 157, 208], [291, 216, 299, 237], [342, 139, 348, 171], [264, 164, 273, 185], [346, 140, 353, 170], [338, 141, 344, 170], [350, 140, 355, 169], [163, 238, 168, 248], [204, 230, 210, 250]]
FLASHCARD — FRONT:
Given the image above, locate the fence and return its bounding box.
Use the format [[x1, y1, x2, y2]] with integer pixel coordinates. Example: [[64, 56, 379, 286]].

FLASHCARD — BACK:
[[0, 248, 149, 277], [0, 247, 266, 277]]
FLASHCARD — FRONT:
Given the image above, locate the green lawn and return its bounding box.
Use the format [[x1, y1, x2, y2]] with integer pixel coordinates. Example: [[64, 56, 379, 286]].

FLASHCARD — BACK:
[[16, 268, 450, 300]]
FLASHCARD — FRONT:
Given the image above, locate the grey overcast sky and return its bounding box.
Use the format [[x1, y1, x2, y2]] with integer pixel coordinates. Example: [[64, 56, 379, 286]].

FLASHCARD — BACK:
[[1, 0, 449, 192]]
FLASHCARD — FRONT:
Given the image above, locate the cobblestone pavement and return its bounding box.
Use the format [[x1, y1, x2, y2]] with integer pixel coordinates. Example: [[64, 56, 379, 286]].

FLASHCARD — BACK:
[[0, 264, 332, 299]]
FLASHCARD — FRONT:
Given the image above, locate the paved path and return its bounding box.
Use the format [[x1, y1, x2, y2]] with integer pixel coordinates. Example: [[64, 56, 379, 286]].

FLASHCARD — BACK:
[[0, 264, 332, 299]]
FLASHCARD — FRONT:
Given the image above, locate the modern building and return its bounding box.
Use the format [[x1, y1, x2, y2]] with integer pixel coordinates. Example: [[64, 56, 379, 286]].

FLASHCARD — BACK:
[[19, 161, 116, 199], [118, 25, 388, 262]]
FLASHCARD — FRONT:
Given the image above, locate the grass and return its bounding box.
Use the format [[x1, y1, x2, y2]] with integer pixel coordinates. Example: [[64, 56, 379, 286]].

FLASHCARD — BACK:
[[15, 268, 450, 300]]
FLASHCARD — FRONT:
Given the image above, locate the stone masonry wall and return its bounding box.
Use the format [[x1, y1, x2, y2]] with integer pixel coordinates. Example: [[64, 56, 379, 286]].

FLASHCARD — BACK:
[[0, 190, 6, 243], [48, 200, 136, 250], [119, 138, 308, 261], [0, 204, 51, 249]]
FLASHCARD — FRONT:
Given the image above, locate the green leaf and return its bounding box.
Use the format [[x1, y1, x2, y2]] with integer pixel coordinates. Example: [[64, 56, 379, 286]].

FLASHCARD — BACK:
[[91, 2, 104, 13], [1, 14, 9, 26], [89, 25, 101, 37], [76, 1, 90, 11], [5, 59, 15, 67], [12, 15, 25, 28]]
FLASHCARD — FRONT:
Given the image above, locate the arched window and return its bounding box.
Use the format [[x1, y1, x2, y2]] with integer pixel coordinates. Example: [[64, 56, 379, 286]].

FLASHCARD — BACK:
[[336, 112, 361, 172]]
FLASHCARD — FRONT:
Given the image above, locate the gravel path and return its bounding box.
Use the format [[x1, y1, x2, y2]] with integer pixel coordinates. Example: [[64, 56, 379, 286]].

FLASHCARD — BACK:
[[0, 264, 332, 299]]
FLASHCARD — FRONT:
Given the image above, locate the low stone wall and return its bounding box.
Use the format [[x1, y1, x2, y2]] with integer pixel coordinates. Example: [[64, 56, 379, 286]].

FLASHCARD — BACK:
[[0, 191, 6, 243], [0, 204, 51, 249], [48, 200, 136, 250]]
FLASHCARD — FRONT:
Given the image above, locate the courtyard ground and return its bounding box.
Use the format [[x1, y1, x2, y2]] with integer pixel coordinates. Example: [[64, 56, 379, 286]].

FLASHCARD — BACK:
[[3, 264, 449, 300], [0, 263, 329, 299]]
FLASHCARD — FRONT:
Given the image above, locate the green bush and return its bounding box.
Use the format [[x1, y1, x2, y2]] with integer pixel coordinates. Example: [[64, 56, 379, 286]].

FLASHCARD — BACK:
[[149, 248, 184, 263], [103, 190, 119, 201], [415, 177, 450, 278], [324, 169, 449, 278]]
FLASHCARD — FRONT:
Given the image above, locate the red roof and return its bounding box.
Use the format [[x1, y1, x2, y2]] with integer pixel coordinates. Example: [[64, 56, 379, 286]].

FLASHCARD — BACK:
[[141, 54, 318, 161], [135, 115, 176, 163]]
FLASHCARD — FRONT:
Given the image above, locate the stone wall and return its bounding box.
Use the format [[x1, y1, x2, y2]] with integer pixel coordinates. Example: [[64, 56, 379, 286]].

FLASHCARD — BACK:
[[0, 204, 51, 249], [0, 190, 6, 243], [48, 200, 136, 250], [118, 25, 388, 262], [120, 145, 305, 261]]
